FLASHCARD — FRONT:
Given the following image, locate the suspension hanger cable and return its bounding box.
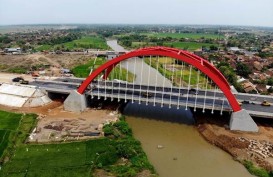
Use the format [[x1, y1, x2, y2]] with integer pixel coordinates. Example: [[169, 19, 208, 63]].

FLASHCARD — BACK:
[[169, 58, 175, 108], [97, 74, 101, 100], [161, 56, 167, 107], [194, 70, 200, 112], [132, 57, 137, 103], [146, 56, 152, 105], [104, 70, 107, 100], [125, 60, 129, 102], [202, 76, 209, 113], [177, 61, 184, 109], [185, 65, 192, 110], [220, 95, 225, 115], [111, 64, 114, 101], [118, 63, 122, 102], [139, 56, 144, 104], [154, 56, 159, 106], [211, 85, 217, 114]]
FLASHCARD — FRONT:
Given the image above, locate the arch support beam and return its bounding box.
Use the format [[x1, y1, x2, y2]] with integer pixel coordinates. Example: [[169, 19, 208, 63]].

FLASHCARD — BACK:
[[77, 46, 242, 113]]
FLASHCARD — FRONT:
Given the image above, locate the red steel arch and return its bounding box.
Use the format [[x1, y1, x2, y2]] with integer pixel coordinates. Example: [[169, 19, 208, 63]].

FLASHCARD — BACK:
[[78, 46, 241, 112]]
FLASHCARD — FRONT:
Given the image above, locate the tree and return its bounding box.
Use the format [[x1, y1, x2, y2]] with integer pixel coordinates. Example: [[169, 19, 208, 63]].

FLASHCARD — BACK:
[[268, 87, 273, 93], [217, 61, 244, 92], [236, 62, 251, 78], [267, 77, 273, 86], [209, 45, 218, 51]]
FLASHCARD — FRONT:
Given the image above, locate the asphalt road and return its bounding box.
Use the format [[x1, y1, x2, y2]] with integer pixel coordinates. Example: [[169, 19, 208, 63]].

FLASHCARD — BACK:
[[30, 79, 273, 117]]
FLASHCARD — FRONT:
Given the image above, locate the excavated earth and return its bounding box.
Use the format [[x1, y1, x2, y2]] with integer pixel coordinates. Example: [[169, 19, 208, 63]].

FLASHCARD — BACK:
[[196, 114, 273, 171]]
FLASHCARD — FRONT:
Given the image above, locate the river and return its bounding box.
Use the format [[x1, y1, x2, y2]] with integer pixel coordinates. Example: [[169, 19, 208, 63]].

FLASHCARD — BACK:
[[107, 40, 253, 177]]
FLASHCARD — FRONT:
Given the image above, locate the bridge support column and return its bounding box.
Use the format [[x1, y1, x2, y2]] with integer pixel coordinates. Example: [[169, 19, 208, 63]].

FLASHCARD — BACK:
[[64, 90, 87, 112], [229, 109, 258, 132]]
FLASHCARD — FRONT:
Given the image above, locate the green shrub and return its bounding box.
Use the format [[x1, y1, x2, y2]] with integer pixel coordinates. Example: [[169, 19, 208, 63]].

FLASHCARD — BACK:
[[243, 160, 270, 177], [114, 121, 132, 136], [103, 124, 114, 136], [96, 148, 118, 166], [108, 165, 137, 177], [116, 138, 142, 158]]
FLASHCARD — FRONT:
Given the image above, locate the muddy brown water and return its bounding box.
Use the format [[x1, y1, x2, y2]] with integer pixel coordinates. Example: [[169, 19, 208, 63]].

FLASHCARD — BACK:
[[123, 103, 254, 177], [109, 40, 253, 177]]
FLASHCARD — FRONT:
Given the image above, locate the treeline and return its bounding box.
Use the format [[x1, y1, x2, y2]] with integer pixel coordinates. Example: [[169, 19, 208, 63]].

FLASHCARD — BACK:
[[0, 35, 12, 44], [216, 61, 244, 92], [37, 33, 81, 45], [118, 34, 218, 49]]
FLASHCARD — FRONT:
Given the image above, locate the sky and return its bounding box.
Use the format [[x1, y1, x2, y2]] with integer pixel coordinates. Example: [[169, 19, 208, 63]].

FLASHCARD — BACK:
[[0, 0, 273, 27]]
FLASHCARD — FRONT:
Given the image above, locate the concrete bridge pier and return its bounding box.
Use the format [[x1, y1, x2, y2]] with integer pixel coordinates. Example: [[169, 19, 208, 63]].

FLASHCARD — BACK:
[[229, 109, 258, 132], [64, 90, 87, 112]]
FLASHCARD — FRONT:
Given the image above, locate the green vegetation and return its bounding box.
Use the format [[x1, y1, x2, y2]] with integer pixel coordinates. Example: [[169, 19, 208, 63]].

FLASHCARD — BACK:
[[117, 32, 220, 51], [217, 61, 244, 92], [142, 32, 224, 39], [243, 160, 273, 177], [164, 42, 213, 51], [72, 57, 135, 82], [0, 111, 156, 177], [102, 115, 155, 176], [8, 66, 28, 74], [71, 57, 106, 78], [131, 41, 213, 51], [58, 36, 108, 50], [35, 44, 52, 51], [236, 62, 252, 78], [36, 36, 109, 51], [0, 110, 37, 161], [145, 57, 209, 88]]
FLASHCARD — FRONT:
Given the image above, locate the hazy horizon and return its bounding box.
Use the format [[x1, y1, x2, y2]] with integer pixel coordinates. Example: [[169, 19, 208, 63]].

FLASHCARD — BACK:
[[1, 23, 273, 28], [0, 0, 273, 27]]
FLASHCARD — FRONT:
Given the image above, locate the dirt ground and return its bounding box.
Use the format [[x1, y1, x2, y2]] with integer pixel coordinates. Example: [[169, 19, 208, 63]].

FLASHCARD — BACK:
[[31, 105, 119, 143], [0, 53, 93, 76], [196, 114, 273, 171], [0, 72, 34, 83], [0, 101, 119, 143]]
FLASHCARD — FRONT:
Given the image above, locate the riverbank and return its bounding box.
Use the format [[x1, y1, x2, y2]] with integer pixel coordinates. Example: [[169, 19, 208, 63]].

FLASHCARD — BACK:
[[195, 114, 273, 176], [0, 101, 157, 176]]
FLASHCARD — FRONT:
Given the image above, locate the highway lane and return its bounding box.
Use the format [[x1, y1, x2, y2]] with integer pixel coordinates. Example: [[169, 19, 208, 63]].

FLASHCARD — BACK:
[[30, 79, 273, 117], [50, 78, 273, 103]]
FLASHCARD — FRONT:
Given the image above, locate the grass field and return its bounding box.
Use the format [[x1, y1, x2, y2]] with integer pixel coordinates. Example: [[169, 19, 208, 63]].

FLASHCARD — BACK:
[[0, 113, 155, 177], [35, 44, 52, 51], [72, 57, 135, 82], [131, 42, 154, 48], [0, 111, 37, 161], [0, 111, 22, 131], [36, 36, 109, 51], [1, 139, 113, 177], [0, 111, 22, 159], [0, 130, 10, 158], [71, 57, 106, 78], [142, 32, 224, 39], [131, 41, 215, 51], [146, 57, 210, 88]]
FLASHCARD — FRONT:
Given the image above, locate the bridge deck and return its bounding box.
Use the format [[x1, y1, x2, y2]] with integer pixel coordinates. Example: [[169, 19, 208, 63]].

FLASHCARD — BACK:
[[30, 79, 273, 119]]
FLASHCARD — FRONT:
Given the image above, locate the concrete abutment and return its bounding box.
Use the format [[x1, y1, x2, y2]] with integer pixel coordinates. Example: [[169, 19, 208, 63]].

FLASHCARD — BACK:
[[229, 109, 259, 132], [64, 90, 87, 112]]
